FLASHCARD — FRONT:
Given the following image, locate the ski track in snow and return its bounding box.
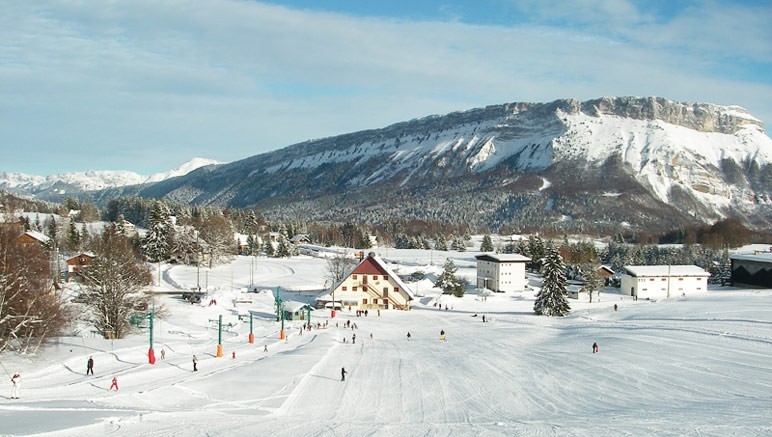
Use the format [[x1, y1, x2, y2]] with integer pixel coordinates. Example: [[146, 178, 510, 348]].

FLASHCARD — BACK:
[[2, 254, 772, 436]]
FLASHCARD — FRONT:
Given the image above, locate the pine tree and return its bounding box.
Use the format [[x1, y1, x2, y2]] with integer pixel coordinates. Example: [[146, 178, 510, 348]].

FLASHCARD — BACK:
[[451, 237, 466, 252], [143, 201, 171, 263], [275, 235, 292, 258], [534, 242, 570, 316], [528, 235, 546, 271], [435, 258, 465, 296], [480, 234, 494, 252], [434, 235, 448, 251]]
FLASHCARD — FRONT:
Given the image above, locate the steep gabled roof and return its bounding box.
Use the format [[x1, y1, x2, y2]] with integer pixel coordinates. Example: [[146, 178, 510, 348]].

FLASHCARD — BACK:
[[335, 252, 415, 300]]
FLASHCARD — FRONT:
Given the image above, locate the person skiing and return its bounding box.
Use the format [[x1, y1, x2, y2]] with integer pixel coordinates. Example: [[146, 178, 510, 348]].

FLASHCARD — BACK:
[[440, 330, 446, 341], [86, 356, 94, 375], [341, 367, 347, 381], [264, 344, 268, 352], [10, 373, 20, 399], [109, 376, 119, 391], [192, 355, 198, 371], [592, 342, 599, 353], [160, 348, 166, 360], [352, 333, 356, 344], [406, 332, 411, 341]]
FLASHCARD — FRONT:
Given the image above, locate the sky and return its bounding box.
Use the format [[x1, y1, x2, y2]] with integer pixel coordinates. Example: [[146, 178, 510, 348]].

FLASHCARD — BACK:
[[1, 0, 771, 176], [1, 242, 771, 436]]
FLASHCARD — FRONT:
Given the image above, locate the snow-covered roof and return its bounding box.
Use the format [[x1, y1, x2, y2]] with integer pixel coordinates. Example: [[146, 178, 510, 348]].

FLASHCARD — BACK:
[[730, 252, 772, 263], [623, 265, 709, 277], [475, 253, 531, 263], [21, 230, 51, 244], [283, 300, 314, 313], [330, 252, 415, 300]]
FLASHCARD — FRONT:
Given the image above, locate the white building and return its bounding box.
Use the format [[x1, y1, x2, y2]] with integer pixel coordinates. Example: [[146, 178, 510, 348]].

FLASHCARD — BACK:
[[475, 253, 530, 293], [620, 265, 710, 300]]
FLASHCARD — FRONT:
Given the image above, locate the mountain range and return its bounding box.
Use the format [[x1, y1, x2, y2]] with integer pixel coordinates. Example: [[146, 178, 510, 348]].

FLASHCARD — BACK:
[[3, 96, 771, 234], [0, 157, 220, 197]]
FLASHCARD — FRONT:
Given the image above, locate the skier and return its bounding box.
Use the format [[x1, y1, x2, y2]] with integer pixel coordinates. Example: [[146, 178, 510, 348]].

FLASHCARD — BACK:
[[614, 304, 618, 311], [406, 332, 411, 341], [482, 315, 486, 323], [341, 367, 347, 381], [352, 333, 356, 344], [193, 355, 198, 371], [86, 356, 94, 375], [109, 376, 119, 391], [160, 348, 166, 359], [10, 373, 20, 399], [592, 342, 599, 353], [440, 330, 446, 341], [264, 345, 268, 352]]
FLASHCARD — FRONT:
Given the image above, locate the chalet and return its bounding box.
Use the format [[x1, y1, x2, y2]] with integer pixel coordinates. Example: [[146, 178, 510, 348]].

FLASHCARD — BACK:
[[235, 232, 263, 254], [475, 253, 531, 293], [318, 252, 414, 311], [730, 251, 772, 289], [282, 301, 315, 321], [290, 234, 312, 245], [620, 265, 710, 300], [17, 230, 51, 246], [66, 252, 95, 282], [598, 265, 615, 285]]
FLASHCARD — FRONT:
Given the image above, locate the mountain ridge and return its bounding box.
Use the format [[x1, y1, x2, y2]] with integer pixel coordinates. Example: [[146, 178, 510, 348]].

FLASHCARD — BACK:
[[5, 96, 771, 233], [0, 157, 221, 196]]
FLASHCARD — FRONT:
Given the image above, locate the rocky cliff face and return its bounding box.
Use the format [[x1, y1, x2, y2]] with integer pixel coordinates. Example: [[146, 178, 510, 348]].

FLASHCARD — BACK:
[[75, 97, 772, 233]]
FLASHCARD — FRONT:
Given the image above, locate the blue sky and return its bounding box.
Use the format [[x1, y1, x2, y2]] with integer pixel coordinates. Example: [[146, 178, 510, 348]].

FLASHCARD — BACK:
[[1, 0, 770, 175]]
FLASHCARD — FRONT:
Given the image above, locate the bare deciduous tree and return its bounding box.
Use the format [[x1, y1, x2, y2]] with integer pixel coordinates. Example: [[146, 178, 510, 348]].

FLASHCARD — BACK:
[[0, 223, 67, 355], [80, 224, 153, 339]]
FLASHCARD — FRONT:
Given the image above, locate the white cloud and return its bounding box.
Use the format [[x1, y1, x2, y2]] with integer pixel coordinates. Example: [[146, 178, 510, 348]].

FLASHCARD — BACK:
[[0, 0, 769, 174]]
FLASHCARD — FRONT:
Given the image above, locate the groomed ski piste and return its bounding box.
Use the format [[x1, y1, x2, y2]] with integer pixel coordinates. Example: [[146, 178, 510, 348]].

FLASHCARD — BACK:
[[1, 247, 771, 436]]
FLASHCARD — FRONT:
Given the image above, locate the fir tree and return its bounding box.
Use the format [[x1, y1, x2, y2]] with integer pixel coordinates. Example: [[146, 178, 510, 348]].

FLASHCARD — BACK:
[[275, 235, 292, 258], [480, 234, 494, 252], [435, 258, 465, 296], [434, 235, 448, 251], [534, 242, 570, 316], [143, 201, 171, 263]]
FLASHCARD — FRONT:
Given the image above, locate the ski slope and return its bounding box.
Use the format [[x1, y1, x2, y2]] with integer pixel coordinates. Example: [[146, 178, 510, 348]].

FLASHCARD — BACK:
[[1, 251, 771, 436]]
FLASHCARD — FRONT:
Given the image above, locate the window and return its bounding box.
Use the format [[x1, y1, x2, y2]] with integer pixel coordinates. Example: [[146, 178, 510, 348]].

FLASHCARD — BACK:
[[363, 299, 368, 304], [353, 287, 358, 292], [342, 286, 347, 291], [353, 275, 357, 280], [383, 289, 389, 298]]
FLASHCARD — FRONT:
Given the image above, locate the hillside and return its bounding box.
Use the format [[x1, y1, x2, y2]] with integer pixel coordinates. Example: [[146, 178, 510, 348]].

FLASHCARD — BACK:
[[119, 97, 772, 233], [6, 96, 772, 233]]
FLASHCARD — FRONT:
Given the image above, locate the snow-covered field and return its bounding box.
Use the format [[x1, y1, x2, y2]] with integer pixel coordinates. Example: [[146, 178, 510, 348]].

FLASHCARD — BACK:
[[1, 247, 771, 436]]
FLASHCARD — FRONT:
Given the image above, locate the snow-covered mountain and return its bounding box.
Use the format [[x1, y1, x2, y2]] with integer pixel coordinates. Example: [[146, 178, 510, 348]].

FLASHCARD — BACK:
[[127, 96, 770, 232], [0, 157, 220, 197], [6, 96, 771, 233]]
